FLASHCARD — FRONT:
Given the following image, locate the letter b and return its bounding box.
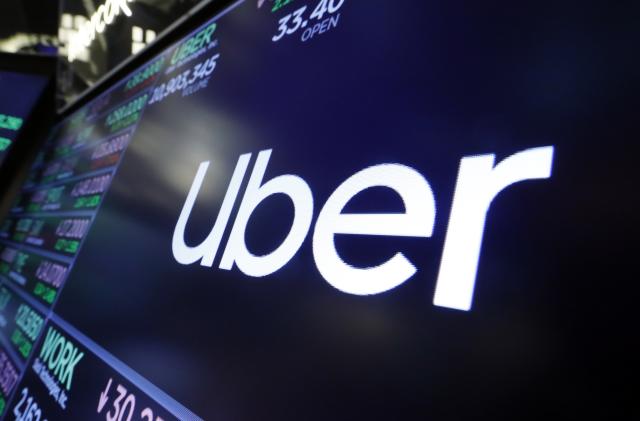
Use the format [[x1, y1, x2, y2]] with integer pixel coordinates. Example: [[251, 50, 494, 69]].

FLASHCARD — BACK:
[[220, 149, 314, 277]]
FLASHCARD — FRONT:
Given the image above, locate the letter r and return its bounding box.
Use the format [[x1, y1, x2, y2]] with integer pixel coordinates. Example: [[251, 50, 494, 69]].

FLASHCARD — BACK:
[[433, 146, 554, 311]]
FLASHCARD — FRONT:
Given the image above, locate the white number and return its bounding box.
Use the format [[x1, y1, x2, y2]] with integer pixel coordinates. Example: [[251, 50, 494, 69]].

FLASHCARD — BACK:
[[149, 85, 164, 105], [328, 0, 344, 13], [23, 403, 42, 421], [273, 4, 312, 42], [204, 55, 219, 76], [106, 385, 127, 421], [185, 54, 219, 86], [22, 396, 33, 421], [140, 408, 164, 421], [118, 394, 135, 421], [188, 64, 202, 84], [176, 72, 189, 90], [168, 78, 177, 94], [13, 387, 27, 418], [103, 383, 143, 421], [311, 0, 343, 19], [140, 408, 153, 421], [310, 0, 329, 20], [272, 14, 291, 42], [286, 6, 307, 34], [13, 388, 45, 421]]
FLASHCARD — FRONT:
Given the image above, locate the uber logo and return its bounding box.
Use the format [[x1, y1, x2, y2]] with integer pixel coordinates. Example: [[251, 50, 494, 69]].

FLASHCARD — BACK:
[[173, 146, 554, 311]]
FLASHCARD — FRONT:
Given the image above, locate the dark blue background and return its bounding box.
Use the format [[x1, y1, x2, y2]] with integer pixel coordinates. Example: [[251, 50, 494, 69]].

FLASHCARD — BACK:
[[56, 1, 638, 419]]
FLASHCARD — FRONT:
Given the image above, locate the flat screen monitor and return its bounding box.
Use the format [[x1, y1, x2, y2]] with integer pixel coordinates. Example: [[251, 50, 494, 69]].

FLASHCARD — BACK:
[[0, 0, 635, 419]]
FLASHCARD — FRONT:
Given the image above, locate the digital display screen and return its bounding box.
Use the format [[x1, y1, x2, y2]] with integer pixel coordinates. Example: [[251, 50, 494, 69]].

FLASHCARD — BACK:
[[0, 0, 635, 419], [0, 71, 49, 168]]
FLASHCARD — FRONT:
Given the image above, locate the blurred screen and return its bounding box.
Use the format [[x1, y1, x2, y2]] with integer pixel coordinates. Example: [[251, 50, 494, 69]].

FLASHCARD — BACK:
[[0, 71, 48, 168], [0, 0, 636, 420], [57, 0, 209, 107]]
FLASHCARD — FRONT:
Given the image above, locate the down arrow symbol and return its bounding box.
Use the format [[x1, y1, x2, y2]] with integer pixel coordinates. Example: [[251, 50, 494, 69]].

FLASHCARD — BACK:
[[98, 378, 113, 413]]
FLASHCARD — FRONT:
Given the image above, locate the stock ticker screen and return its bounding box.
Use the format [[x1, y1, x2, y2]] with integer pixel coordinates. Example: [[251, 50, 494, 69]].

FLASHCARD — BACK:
[[0, 71, 49, 168], [0, 0, 635, 420]]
